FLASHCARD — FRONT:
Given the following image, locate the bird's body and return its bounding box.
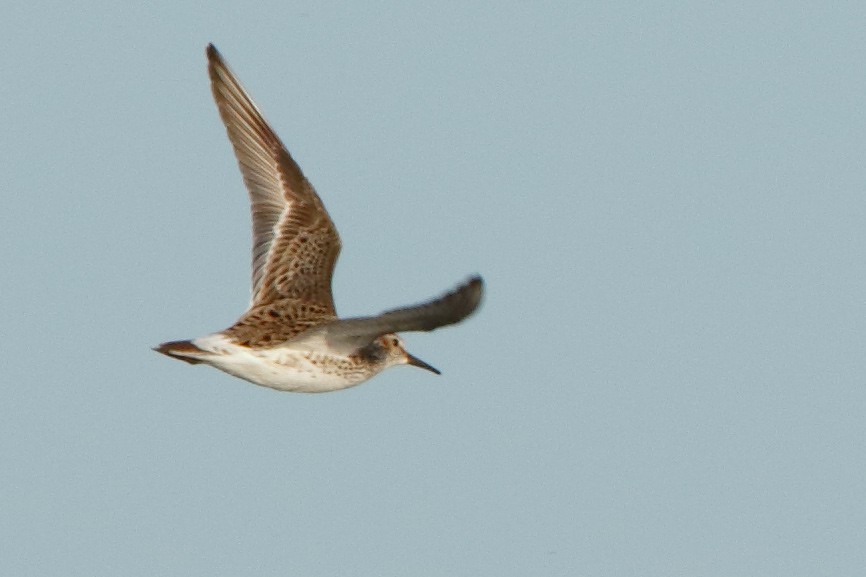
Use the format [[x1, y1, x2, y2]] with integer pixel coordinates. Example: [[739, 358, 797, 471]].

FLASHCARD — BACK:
[[155, 45, 483, 392], [159, 334, 384, 393]]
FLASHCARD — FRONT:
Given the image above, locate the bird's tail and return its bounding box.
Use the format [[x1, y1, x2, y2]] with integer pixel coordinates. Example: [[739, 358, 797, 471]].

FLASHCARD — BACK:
[[153, 340, 209, 365]]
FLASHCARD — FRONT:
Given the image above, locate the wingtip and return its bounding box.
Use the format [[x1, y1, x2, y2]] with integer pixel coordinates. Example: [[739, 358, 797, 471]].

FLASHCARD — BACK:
[[463, 274, 484, 310], [206, 44, 226, 72], [437, 274, 484, 326]]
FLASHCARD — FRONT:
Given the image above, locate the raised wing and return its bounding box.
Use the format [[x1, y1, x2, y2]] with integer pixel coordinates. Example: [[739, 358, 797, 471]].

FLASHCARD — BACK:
[[207, 44, 341, 313], [295, 276, 484, 354]]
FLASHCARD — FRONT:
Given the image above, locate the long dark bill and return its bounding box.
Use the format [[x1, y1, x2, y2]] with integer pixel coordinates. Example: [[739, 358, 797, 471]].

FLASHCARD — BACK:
[[406, 353, 441, 375]]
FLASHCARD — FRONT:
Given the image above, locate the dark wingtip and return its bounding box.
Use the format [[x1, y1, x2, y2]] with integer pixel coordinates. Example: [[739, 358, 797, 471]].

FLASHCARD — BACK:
[[467, 274, 483, 301], [206, 44, 226, 74], [456, 274, 484, 319]]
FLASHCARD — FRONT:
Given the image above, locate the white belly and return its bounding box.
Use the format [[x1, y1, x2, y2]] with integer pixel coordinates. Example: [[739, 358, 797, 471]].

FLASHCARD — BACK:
[[191, 335, 371, 393]]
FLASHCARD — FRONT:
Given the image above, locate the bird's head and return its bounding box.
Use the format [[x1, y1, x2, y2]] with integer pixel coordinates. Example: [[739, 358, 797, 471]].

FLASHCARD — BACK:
[[373, 334, 440, 375]]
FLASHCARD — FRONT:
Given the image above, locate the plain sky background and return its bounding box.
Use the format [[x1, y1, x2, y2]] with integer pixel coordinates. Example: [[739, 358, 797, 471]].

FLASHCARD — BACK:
[[2, 2, 865, 575]]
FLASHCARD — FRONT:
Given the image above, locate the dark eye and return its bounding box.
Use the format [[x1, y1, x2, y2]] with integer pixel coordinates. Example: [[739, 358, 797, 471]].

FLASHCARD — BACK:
[[391, 338, 399, 346]]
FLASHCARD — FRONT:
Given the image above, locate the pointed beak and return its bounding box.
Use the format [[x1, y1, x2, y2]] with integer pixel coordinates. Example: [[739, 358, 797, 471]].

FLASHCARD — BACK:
[[405, 352, 441, 375]]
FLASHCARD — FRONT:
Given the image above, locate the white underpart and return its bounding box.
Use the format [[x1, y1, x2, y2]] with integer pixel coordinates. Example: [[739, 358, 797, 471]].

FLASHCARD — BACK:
[[187, 334, 372, 393]]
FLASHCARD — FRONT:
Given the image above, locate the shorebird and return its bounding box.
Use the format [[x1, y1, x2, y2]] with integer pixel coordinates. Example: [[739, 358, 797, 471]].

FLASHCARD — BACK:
[[154, 44, 483, 392]]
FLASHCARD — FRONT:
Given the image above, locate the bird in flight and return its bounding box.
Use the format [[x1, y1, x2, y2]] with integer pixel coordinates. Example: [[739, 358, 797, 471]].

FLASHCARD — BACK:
[[154, 44, 483, 392]]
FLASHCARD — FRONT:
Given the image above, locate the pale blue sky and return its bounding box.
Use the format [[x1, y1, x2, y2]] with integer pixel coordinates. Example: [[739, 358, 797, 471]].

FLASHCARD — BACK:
[[2, 2, 865, 576]]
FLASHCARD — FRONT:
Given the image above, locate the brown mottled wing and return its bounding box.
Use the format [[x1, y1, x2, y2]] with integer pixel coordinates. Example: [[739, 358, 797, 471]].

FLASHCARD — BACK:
[[207, 44, 341, 315], [293, 276, 484, 354], [221, 297, 338, 347]]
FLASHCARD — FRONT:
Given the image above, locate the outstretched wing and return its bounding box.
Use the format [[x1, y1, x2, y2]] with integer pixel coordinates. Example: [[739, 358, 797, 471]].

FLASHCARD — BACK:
[[207, 44, 341, 313], [292, 276, 484, 354]]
